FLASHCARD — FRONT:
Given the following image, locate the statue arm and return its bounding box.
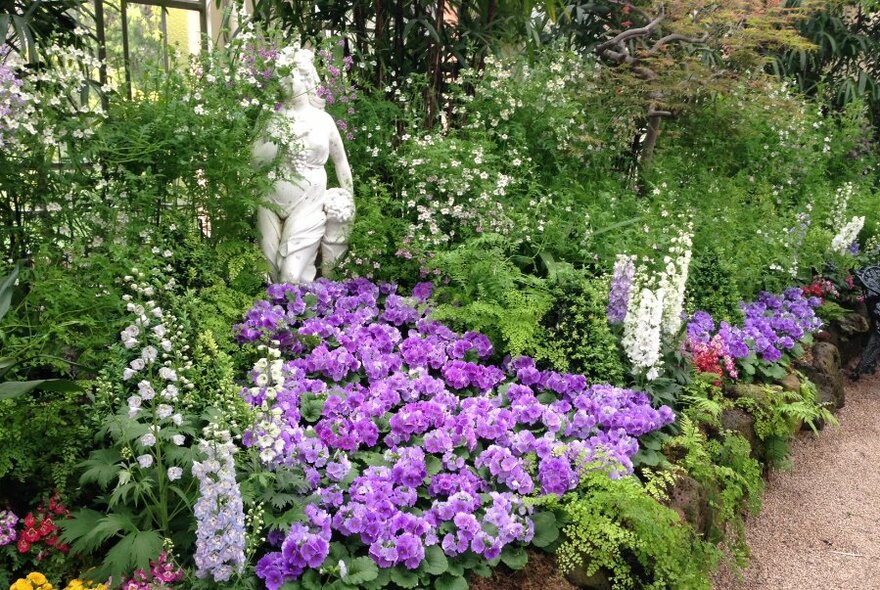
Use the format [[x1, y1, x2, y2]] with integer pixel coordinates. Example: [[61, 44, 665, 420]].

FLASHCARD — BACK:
[[328, 118, 354, 196]]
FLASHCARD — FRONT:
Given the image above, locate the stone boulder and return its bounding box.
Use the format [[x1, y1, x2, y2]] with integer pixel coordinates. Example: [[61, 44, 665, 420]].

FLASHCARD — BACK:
[[797, 342, 845, 410], [719, 406, 762, 461], [664, 473, 710, 537], [565, 562, 612, 590]]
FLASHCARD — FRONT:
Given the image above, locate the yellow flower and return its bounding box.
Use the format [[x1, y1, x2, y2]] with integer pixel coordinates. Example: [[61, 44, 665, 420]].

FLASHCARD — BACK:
[[63, 582, 84, 590], [26, 573, 48, 586], [10, 579, 32, 590]]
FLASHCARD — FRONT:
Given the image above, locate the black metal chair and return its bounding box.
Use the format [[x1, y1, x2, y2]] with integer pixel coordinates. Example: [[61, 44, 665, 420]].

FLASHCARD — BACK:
[[851, 265, 880, 380]]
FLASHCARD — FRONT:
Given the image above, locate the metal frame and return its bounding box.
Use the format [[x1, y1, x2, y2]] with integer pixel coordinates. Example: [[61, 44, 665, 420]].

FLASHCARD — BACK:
[[117, 0, 209, 98]]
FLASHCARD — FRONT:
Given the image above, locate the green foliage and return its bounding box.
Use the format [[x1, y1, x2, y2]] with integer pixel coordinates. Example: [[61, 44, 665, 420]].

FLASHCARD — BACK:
[[537, 274, 627, 385], [666, 417, 764, 563], [429, 236, 554, 357], [543, 467, 714, 590], [734, 379, 837, 468]]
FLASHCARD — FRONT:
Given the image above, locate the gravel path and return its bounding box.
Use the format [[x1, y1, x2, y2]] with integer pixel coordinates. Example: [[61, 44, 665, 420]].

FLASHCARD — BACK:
[[713, 372, 880, 590]]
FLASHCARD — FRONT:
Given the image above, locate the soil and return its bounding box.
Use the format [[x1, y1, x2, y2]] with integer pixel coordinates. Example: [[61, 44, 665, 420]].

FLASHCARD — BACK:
[[469, 550, 577, 590]]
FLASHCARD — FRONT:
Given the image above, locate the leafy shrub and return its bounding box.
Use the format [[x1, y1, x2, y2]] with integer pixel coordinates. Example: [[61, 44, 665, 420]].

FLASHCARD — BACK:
[[537, 275, 627, 385]]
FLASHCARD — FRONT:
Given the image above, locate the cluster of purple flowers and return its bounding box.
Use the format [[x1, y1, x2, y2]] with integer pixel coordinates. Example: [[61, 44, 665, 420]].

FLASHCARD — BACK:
[[235, 278, 674, 589], [686, 287, 823, 367], [607, 255, 635, 324], [316, 44, 358, 140], [193, 429, 246, 582], [0, 509, 18, 546], [0, 64, 27, 148]]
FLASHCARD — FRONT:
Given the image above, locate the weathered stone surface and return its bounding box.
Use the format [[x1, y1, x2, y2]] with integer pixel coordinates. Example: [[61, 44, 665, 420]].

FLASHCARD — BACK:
[[823, 312, 871, 367], [664, 473, 710, 536], [839, 313, 871, 335], [778, 373, 801, 393], [565, 563, 613, 590], [812, 342, 842, 376], [720, 407, 762, 460], [723, 383, 770, 403]]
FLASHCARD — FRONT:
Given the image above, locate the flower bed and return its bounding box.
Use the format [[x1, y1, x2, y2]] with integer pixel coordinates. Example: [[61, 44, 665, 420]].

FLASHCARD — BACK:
[[234, 279, 675, 589]]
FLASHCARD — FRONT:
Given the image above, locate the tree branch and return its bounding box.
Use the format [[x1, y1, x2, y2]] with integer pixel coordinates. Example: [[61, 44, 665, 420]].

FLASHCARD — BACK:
[[649, 33, 708, 55], [597, 6, 666, 53]]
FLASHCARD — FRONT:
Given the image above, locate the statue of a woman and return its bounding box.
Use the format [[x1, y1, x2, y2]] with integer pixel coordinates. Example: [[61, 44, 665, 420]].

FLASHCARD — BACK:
[[253, 48, 354, 284]]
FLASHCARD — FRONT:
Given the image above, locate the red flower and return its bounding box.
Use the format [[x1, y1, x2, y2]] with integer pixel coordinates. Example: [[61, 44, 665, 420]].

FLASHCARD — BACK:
[[23, 527, 41, 543], [38, 517, 55, 537], [17, 537, 30, 553], [56, 542, 70, 553], [23, 512, 36, 528], [45, 534, 58, 546]]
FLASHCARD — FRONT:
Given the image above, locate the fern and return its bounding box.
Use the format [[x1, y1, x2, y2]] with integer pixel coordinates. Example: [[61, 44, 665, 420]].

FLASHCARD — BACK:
[[544, 466, 715, 589]]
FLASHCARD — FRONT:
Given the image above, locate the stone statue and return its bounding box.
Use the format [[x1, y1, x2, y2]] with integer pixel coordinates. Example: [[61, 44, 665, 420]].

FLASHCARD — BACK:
[[253, 48, 355, 284]]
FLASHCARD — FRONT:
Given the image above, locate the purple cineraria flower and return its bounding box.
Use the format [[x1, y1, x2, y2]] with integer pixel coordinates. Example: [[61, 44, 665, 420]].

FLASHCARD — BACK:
[[685, 286, 823, 377], [237, 279, 675, 585]]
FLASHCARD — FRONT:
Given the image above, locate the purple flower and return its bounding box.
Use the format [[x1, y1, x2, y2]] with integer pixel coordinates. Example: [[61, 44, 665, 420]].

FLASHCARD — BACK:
[[607, 255, 635, 324]]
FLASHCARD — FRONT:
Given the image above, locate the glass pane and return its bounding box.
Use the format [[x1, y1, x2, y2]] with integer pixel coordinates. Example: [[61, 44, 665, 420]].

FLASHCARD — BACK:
[[164, 8, 203, 58], [125, 3, 167, 90]]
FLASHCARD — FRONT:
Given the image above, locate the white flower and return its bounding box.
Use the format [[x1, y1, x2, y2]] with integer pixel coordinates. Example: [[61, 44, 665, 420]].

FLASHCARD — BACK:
[[159, 367, 178, 381], [157, 404, 173, 419], [138, 380, 156, 400], [830, 216, 865, 255], [167, 466, 184, 481], [141, 432, 157, 447], [162, 384, 179, 399], [129, 358, 145, 371], [171, 413, 183, 426], [622, 285, 665, 380], [141, 346, 158, 364], [172, 434, 186, 446], [123, 368, 136, 381], [137, 454, 153, 468]]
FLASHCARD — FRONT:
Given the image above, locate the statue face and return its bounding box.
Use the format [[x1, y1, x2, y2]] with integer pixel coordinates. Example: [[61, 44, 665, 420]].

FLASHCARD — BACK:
[[282, 68, 309, 100]]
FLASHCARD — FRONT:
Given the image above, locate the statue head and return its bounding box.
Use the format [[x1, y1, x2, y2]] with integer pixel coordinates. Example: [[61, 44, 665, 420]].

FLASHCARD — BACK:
[[277, 46, 325, 109]]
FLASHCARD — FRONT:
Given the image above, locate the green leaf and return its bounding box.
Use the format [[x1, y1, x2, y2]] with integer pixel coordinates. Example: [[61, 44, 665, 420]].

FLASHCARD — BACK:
[[342, 556, 380, 585], [389, 567, 420, 588], [104, 529, 163, 579], [299, 570, 322, 590], [58, 509, 104, 551], [530, 510, 560, 548], [79, 448, 123, 488], [0, 264, 18, 321], [426, 455, 443, 476], [500, 545, 528, 570], [435, 573, 468, 590], [422, 544, 449, 575], [0, 378, 82, 400]]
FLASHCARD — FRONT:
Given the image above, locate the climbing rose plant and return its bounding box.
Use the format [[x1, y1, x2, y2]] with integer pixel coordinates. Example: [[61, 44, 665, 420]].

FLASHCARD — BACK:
[[233, 278, 675, 589]]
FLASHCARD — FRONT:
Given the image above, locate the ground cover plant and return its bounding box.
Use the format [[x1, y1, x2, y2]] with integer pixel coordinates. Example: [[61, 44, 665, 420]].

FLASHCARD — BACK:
[[2, 2, 880, 589]]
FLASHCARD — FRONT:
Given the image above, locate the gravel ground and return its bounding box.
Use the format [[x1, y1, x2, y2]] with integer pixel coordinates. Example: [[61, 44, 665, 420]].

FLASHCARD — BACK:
[[713, 372, 880, 590]]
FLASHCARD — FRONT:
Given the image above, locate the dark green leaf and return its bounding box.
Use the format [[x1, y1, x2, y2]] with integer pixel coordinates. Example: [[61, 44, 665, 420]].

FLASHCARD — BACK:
[[435, 573, 468, 590], [342, 556, 380, 585], [422, 544, 449, 575], [500, 545, 528, 570], [389, 567, 420, 588], [530, 510, 560, 548]]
